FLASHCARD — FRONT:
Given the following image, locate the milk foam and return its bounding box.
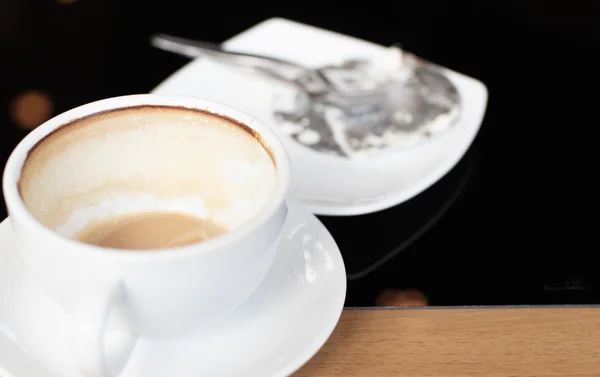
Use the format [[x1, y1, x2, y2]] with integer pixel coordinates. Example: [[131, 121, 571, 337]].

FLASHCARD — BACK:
[[18, 106, 278, 237]]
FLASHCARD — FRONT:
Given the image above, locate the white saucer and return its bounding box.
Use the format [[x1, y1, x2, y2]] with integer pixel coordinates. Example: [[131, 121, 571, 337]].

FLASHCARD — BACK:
[[152, 18, 488, 216], [0, 201, 346, 377]]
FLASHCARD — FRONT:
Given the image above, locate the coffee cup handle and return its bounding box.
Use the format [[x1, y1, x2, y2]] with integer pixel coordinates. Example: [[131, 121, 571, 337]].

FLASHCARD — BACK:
[[74, 280, 137, 377]]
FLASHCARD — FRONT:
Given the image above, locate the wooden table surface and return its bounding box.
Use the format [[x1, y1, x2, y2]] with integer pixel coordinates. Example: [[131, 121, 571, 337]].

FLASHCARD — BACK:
[[294, 307, 600, 377]]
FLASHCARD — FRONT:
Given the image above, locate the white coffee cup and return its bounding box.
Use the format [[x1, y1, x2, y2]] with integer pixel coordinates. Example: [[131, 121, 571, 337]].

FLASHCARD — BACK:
[[2, 95, 290, 377]]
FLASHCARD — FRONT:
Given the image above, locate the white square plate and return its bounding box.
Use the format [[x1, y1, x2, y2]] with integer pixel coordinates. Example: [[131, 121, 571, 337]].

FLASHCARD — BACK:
[[152, 18, 488, 216]]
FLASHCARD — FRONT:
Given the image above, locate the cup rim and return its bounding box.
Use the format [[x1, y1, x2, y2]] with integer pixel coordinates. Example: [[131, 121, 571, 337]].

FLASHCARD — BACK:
[[2, 94, 290, 262]]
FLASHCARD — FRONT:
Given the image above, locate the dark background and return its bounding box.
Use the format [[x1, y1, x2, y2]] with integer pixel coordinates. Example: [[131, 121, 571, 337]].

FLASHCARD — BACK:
[[2, 0, 598, 306]]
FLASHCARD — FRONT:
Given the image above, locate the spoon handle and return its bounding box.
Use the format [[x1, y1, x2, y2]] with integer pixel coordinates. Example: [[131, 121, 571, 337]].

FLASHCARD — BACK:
[[151, 34, 307, 76]]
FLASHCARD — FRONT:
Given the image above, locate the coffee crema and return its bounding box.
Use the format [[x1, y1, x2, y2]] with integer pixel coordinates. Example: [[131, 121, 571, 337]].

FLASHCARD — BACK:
[[18, 105, 278, 243], [74, 211, 226, 250]]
